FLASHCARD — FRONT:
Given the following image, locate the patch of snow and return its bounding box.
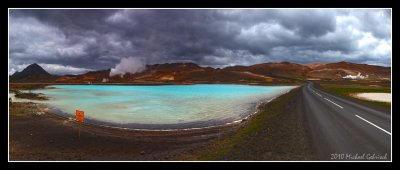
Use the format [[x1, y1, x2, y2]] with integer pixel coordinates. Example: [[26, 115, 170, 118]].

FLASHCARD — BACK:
[[353, 93, 391, 103]]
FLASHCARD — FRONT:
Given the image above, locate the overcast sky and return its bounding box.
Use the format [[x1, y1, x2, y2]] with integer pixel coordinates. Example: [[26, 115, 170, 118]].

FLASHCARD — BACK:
[[9, 9, 391, 75]]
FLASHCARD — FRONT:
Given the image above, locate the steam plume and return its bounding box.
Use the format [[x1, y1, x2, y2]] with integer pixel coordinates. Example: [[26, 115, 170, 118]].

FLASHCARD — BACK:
[[110, 57, 146, 77]]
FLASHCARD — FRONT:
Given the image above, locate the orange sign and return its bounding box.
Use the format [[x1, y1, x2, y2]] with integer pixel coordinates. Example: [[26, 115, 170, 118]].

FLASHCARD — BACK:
[[76, 110, 84, 123]]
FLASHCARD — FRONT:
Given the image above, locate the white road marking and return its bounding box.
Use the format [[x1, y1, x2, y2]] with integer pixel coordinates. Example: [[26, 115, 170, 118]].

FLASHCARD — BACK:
[[315, 92, 322, 97], [355, 114, 391, 135], [324, 97, 344, 109]]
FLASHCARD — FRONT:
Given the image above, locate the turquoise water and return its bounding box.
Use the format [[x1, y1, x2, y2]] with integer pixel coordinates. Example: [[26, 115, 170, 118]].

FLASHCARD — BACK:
[[30, 85, 296, 129]]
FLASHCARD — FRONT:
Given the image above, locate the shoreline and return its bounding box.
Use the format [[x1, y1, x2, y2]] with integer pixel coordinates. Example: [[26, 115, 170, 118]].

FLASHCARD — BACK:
[[9, 82, 304, 91], [9, 88, 294, 132], [9, 84, 297, 131], [30, 107, 241, 136]]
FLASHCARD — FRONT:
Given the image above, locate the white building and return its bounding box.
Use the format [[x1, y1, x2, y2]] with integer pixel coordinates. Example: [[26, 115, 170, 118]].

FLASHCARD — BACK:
[[342, 72, 368, 79]]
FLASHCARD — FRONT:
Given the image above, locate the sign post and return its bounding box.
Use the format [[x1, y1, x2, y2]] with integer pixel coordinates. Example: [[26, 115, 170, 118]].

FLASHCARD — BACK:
[[75, 110, 84, 139]]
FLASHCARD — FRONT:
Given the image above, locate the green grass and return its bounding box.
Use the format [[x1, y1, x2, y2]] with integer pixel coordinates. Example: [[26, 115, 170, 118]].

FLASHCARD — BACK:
[[369, 101, 391, 108], [326, 86, 391, 94], [188, 88, 300, 160]]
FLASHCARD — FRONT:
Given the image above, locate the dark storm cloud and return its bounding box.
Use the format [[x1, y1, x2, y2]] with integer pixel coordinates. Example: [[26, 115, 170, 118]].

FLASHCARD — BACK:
[[9, 9, 391, 75]]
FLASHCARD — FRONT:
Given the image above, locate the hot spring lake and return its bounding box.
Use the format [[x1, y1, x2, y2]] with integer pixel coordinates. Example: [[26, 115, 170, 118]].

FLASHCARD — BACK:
[[10, 85, 297, 130]]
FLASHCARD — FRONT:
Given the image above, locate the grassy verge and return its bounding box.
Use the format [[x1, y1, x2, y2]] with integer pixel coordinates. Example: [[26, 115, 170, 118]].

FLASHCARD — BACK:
[[181, 87, 308, 160], [319, 83, 391, 109]]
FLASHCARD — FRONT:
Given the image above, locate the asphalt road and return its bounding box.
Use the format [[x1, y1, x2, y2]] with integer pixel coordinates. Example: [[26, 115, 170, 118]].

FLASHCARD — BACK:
[[301, 82, 391, 161]]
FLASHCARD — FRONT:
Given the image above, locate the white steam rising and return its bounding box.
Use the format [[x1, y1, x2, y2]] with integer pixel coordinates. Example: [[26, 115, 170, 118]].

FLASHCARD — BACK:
[[110, 57, 146, 77]]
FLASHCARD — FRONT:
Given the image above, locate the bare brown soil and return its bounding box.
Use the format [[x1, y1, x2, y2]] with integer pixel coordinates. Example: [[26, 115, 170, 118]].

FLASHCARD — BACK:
[[9, 102, 239, 161]]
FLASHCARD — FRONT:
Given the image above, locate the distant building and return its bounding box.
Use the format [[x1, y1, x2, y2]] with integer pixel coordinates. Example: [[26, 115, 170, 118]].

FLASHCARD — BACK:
[[342, 72, 368, 79], [102, 78, 109, 83]]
